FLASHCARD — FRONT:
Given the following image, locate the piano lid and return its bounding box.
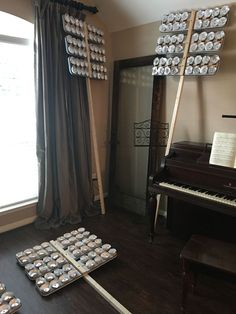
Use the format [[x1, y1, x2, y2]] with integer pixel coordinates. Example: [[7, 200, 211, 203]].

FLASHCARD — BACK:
[[150, 141, 236, 198], [169, 141, 236, 172]]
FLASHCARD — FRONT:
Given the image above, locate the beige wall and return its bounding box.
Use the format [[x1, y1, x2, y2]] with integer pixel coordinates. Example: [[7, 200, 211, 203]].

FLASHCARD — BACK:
[[0, 0, 111, 231], [111, 4, 236, 143], [112, 21, 159, 60], [0, 0, 33, 22]]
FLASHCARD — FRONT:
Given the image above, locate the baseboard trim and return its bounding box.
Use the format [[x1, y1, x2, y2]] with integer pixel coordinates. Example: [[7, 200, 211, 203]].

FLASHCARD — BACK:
[[159, 209, 167, 217], [94, 192, 108, 202], [0, 215, 37, 234]]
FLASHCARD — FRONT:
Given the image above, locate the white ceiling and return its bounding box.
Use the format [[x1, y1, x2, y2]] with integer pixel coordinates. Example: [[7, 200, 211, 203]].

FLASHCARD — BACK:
[[92, 0, 231, 32]]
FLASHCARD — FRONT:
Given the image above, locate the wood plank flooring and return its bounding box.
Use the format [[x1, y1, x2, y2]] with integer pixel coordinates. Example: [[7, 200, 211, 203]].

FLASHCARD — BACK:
[[0, 208, 236, 314]]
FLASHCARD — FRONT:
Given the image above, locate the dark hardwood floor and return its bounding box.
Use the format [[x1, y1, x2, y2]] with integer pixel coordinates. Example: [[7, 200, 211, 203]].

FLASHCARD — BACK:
[[0, 208, 236, 314]]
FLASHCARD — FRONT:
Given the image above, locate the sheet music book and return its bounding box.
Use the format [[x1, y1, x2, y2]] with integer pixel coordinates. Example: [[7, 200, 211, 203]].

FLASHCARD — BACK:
[[210, 132, 236, 168]]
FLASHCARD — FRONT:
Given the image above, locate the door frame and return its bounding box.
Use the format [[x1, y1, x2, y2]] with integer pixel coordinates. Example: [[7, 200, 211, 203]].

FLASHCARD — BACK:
[[109, 55, 165, 211]]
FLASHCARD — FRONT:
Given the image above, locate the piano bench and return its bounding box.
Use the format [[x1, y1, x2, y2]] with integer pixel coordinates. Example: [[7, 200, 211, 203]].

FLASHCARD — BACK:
[[180, 234, 236, 314]]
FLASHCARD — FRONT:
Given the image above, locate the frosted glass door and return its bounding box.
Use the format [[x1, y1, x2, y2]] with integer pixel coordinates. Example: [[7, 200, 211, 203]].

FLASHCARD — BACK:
[[114, 65, 153, 215]]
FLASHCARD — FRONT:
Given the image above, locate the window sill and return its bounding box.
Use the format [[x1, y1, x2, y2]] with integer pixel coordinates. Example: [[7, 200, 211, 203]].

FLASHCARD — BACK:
[[0, 198, 38, 215], [0, 200, 38, 233]]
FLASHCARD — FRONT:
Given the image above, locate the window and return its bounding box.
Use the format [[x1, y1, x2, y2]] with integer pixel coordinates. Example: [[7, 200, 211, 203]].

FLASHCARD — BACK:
[[0, 12, 38, 209]]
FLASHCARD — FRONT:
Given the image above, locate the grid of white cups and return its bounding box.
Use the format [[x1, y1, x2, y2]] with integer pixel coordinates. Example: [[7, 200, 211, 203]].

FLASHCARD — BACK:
[[152, 5, 229, 76], [194, 5, 230, 30], [62, 13, 85, 38], [62, 14, 107, 80], [155, 34, 185, 54], [185, 55, 220, 75], [190, 30, 225, 53], [159, 11, 191, 32], [152, 56, 181, 76]]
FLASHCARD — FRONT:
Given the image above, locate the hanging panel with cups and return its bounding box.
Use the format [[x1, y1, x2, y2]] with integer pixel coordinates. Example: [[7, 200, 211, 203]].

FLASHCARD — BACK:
[[153, 10, 191, 76], [62, 12, 107, 216], [62, 13, 107, 80], [149, 4, 231, 237], [152, 5, 230, 77]]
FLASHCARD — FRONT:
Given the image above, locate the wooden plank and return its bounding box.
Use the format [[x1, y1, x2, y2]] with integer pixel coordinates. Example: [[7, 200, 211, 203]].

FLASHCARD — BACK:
[[155, 75, 185, 230], [154, 11, 196, 231], [51, 241, 131, 313], [154, 194, 161, 229], [165, 10, 196, 156], [164, 75, 185, 155], [179, 11, 196, 77], [84, 22, 92, 77], [51, 240, 88, 274], [84, 23, 106, 215], [50, 240, 117, 275], [86, 78, 106, 214], [84, 275, 132, 314]]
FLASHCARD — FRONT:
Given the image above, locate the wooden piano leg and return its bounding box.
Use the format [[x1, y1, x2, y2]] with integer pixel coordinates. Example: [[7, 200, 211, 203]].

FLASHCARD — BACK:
[[190, 271, 197, 294], [149, 192, 157, 242]]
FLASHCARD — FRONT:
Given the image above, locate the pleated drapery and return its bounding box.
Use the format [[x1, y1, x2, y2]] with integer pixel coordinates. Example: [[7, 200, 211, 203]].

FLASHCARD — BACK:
[[34, 0, 97, 228]]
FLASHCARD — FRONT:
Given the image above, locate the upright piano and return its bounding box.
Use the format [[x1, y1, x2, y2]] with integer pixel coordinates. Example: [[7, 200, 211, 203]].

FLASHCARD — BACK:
[[148, 141, 236, 242]]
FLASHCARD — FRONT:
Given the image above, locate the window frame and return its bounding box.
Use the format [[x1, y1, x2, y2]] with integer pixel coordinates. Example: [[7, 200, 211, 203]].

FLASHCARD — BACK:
[[0, 17, 38, 213], [0, 34, 30, 46]]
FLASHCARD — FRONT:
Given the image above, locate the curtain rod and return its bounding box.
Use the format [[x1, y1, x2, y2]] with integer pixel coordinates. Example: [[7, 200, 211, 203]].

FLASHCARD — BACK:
[[51, 0, 98, 14], [222, 115, 236, 119]]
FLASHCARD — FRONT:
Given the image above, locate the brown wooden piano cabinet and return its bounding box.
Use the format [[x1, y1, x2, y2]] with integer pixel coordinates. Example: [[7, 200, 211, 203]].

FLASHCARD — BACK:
[[148, 141, 236, 242]]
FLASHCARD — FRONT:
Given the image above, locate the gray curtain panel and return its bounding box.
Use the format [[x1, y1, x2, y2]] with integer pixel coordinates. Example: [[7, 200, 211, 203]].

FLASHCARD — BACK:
[[34, 0, 97, 228]]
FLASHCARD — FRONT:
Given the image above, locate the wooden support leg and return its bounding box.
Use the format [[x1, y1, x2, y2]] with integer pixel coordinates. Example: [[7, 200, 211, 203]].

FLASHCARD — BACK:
[[148, 192, 157, 242], [154, 194, 161, 231], [86, 79, 106, 215]]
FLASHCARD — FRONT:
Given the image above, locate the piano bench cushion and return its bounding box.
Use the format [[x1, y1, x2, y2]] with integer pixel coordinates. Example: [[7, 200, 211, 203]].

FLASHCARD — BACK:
[[180, 234, 236, 275]]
